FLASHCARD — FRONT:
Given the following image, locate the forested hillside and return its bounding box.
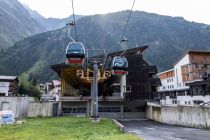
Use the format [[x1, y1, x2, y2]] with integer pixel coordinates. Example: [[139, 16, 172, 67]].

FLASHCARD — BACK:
[[0, 0, 44, 49]]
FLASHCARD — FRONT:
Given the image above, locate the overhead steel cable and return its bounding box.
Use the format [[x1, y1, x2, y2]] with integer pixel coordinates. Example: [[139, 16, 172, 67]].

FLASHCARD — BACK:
[[120, 0, 136, 56], [71, 0, 78, 42]]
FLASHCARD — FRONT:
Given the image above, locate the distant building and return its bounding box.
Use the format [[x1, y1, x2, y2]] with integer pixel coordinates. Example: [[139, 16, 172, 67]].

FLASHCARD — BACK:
[[39, 80, 61, 101], [0, 76, 19, 96], [45, 82, 53, 94], [157, 69, 176, 92], [38, 84, 46, 94], [157, 50, 210, 106], [51, 46, 159, 118], [185, 69, 210, 105], [38, 82, 53, 95], [50, 80, 61, 101]]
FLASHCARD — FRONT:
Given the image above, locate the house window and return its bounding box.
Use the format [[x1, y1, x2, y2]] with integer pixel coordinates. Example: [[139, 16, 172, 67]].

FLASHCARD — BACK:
[[172, 100, 177, 104], [195, 64, 198, 68], [63, 107, 87, 114], [126, 86, 131, 92], [193, 100, 204, 105], [111, 84, 121, 93]]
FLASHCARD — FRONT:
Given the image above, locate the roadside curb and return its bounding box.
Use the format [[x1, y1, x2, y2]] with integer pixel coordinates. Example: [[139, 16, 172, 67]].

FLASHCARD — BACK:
[[112, 119, 125, 132], [117, 118, 148, 122]]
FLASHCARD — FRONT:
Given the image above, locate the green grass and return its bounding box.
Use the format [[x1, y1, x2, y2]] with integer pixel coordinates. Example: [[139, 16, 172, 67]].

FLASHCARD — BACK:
[[0, 117, 142, 140]]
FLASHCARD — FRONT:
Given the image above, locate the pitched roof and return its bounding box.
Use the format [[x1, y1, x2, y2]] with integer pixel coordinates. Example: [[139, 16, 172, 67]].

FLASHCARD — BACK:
[[0, 76, 18, 82], [173, 50, 210, 66], [52, 80, 61, 87], [157, 69, 174, 76], [0, 76, 17, 80]]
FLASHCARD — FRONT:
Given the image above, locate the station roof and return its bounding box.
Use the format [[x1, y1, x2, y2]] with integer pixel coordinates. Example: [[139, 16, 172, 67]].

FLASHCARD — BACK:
[[52, 80, 61, 87], [52, 45, 148, 70], [173, 50, 210, 66]]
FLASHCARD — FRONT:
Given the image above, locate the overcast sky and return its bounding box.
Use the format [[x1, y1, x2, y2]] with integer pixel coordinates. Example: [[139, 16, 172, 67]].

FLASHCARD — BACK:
[[18, 0, 210, 24]]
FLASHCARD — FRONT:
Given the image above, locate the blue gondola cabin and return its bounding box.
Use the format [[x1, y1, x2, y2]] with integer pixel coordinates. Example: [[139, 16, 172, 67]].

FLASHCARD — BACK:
[[111, 56, 128, 76], [66, 42, 85, 65]]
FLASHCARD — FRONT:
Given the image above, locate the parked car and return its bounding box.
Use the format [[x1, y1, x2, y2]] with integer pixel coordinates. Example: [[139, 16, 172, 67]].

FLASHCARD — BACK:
[[41, 96, 56, 102], [200, 102, 210, 107]]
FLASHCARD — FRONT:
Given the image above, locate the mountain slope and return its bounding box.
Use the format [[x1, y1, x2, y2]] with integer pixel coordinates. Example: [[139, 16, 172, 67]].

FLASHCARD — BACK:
[[91, 11, 210, 70], [1, 11, 210, 82], [22, 3, 82, 32], [0, 16, 118, 82], [0, 0, 44, 49]]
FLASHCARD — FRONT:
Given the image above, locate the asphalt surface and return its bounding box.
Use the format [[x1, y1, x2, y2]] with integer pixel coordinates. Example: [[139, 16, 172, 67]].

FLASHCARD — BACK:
[[119, 119, 210, 140]]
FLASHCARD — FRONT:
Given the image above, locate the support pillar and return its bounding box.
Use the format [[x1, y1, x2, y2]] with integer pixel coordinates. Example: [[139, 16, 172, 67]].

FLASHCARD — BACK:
[[91, 62, 99, 122], [120, 75, 126, 99], [120, 103, 124, 118]]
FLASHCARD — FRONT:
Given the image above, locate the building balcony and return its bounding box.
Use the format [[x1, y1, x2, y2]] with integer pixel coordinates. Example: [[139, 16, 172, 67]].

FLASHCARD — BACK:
[[150, 78, 161, 87], [144, 66, 157, 74], [60, 96, 89, 101], [60, 95, 124, 102], [101, 96, 124, 101]]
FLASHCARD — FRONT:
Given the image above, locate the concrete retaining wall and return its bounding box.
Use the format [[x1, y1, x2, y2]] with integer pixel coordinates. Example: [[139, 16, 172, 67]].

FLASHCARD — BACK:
[[146, 103, 210, 128], [124, 112, 146, 118], [28, 102, 58, 117], [99, 112, 121, 119], [0, 97, 34, 118]]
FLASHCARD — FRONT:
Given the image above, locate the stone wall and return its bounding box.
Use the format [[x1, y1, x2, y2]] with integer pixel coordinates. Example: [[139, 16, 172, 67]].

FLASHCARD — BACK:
[[146, 102, 210, 128], [27, 102, 59, 117], [0, 97, 34, 118]]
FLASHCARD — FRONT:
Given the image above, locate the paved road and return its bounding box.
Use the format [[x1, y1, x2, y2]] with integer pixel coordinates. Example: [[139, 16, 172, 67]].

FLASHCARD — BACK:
[[119, 119, 210, 140]]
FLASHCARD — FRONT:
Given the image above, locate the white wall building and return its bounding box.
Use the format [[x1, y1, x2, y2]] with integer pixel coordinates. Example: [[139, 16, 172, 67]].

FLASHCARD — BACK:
[[173, 53, 191, 90], [157, 51, 210, 106], [157, 69, 176, 92]]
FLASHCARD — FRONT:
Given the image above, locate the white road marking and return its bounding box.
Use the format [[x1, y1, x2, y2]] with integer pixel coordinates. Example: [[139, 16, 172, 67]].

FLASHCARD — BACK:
[[145, 127, 156, 131]]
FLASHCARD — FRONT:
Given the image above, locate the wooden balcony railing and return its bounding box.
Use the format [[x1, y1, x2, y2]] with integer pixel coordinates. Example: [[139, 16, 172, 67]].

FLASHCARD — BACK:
[[144, 66, 157, 74], [60, 95, 124, 101]]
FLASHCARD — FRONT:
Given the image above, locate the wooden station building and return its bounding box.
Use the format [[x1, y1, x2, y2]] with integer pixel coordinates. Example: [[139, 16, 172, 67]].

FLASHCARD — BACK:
[[51, 46, 160, 118]]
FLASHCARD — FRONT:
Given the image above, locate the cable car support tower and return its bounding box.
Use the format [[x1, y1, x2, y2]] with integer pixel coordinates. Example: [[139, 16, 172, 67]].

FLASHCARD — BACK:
[[65, 0, 135, 122]]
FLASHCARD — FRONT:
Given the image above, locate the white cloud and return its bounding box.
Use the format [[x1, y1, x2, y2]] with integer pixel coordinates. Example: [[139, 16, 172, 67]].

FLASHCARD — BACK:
[[18, 0, 210, 24]]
